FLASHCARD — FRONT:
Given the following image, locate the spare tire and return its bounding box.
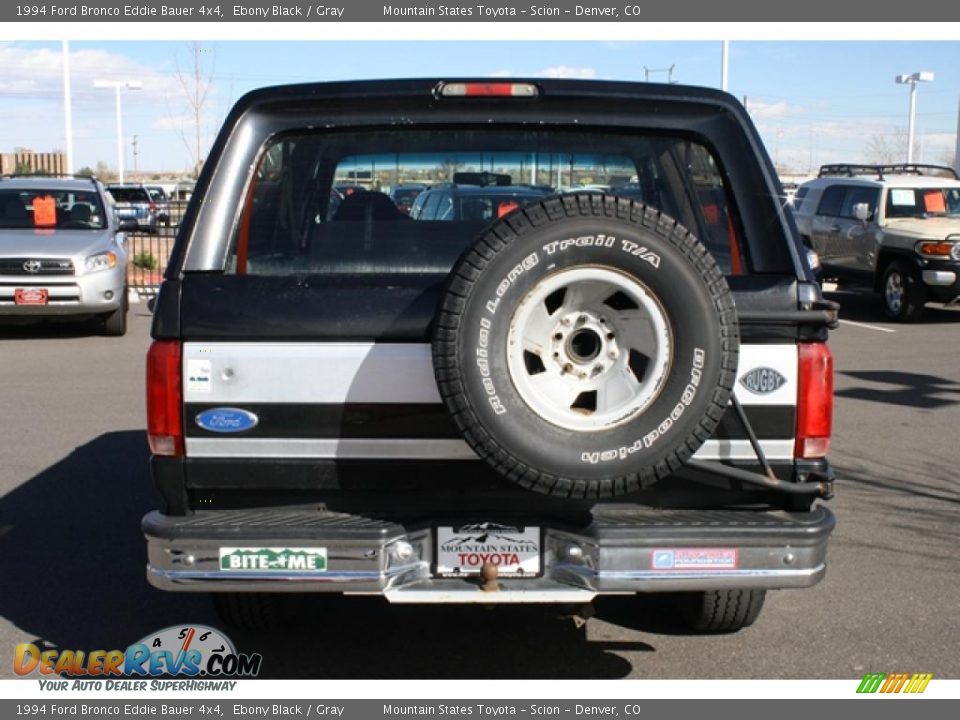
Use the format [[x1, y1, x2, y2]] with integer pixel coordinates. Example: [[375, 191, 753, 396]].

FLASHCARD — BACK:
[[433, 194, 738, 498]]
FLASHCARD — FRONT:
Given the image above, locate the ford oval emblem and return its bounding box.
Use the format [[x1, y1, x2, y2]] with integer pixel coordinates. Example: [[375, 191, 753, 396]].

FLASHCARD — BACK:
[[739, 367, 787, 395], [195, 408, 259, 433]]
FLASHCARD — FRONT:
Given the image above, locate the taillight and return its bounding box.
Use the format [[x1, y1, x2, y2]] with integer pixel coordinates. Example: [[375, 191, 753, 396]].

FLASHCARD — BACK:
[[147, 340, 183, 457], [437, 82, 539, 98], [148, 202, 158, 214], [795, 342, 833, 459]]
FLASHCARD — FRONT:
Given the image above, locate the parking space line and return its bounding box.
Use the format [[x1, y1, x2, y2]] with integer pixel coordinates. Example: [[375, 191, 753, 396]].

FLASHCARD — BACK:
[[837, 319, 895, 333]]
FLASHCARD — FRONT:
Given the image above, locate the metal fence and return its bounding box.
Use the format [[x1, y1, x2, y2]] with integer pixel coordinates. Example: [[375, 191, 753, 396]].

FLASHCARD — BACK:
[[124, 201, 187, 296]]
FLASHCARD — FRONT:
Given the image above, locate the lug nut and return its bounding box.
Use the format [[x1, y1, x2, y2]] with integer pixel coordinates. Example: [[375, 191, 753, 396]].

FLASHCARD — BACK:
[[553, 332, 563, 340], [606, 332, 615, 340], [608, 351, 618, 359]]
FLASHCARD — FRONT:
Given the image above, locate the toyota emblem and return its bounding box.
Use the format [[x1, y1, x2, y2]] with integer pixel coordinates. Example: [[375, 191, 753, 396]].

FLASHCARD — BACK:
[[22, 260, 42, 274]]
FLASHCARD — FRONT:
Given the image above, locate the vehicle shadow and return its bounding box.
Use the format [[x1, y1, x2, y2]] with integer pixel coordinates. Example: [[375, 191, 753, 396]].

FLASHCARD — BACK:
[[0, 317, 104, 340], [0, 431, 659, 679], [836, 369, 960, 409], [824, 288, 960, 325], [230, 597, 644, 679], [0, 430, 214, 664], [0, 306, 152, 341]]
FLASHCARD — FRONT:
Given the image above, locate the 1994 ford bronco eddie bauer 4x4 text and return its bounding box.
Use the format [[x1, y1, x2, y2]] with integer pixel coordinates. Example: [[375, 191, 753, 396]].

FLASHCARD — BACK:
[[143, 79, 838, 633]]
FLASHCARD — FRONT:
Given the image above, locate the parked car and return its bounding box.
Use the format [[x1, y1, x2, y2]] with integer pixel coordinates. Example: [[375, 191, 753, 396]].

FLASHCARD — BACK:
[[145, 185, 172, 227], [333, 183, 366, 198], [794, 164, 960, 321], [106, 183, 158, 234], [0, 175, 130, 335], [144, 79, 836, 633], [409, 181, 548, 221], [388, 184, 428, 214]]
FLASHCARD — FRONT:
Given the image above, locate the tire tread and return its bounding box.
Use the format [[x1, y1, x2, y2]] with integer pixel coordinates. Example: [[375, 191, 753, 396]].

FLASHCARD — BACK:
[[432, 194, 739, 498]]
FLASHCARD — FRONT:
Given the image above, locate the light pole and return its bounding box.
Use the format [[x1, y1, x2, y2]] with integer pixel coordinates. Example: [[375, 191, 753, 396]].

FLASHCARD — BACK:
[[895, 71, 934, 164], [62, 41, 74, 175], [721, 40, 729, 92], [93, 79, 142, 183]]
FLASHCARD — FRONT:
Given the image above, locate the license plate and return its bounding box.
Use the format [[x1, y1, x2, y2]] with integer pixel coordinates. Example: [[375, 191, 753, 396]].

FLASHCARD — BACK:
[[436, 523, 541, 577], [15, 288, 48, 305]]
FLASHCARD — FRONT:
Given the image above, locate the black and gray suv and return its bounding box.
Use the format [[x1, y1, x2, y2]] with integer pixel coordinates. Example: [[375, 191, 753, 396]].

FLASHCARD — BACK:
[[144, 79, 837, 633]]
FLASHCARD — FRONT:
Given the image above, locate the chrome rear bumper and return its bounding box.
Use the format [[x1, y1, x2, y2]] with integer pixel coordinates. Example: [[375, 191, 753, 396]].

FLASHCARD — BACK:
[[143, 506, 834, 601]]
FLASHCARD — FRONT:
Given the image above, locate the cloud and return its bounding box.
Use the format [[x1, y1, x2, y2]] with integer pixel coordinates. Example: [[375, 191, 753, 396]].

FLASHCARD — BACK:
[[536, 66, 596, 79], [488, 66, 597, 80], [745, 99, 804, 120], [0, 43, 179, 103]]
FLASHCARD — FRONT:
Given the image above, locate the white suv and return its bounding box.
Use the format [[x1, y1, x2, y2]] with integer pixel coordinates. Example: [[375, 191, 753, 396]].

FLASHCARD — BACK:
[[794, 164, 960, 321]]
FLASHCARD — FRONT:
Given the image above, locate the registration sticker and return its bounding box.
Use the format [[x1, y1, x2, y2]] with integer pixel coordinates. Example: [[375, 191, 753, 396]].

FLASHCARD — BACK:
[[14, 288, 48, 305], [436, 523, 540, 577], [186, 359, 212, 393], [652, 548, 739, 570], [219, 547, 327, 572]]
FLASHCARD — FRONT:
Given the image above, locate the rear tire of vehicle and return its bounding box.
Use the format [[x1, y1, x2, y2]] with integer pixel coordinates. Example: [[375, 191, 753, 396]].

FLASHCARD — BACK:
[[433, 194, 739, 498], [881, 261, 926, 323], [101, 289, 128, 337], [211, 593, 284, 631], [676, 589, 766, 633]]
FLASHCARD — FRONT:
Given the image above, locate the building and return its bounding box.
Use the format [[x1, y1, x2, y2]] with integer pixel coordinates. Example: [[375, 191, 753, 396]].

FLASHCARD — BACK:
[[0, 149, 67, 176]]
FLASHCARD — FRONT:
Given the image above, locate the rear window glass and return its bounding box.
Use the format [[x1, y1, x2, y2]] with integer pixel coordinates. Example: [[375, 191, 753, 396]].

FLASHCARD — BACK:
[[0, 189, 107, 230], [108, 187, 150, 202], [231, 130, 746, 277]]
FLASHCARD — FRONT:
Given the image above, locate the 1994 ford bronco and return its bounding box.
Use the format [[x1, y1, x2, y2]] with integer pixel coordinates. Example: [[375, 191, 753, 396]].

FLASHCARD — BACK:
[[143, 79, 838, 633]]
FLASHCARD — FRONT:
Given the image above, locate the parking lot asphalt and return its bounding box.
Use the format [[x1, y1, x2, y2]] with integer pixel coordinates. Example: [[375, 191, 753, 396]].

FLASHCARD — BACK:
[[0, 290, 958, 680]]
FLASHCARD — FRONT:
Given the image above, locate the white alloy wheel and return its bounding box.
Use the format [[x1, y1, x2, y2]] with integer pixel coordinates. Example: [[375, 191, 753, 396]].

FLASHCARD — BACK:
[[506, 266, 673, 432]]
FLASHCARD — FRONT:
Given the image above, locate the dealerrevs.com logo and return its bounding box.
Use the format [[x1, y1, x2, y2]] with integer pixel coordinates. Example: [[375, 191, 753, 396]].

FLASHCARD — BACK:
[[14, 625, 262, 688]]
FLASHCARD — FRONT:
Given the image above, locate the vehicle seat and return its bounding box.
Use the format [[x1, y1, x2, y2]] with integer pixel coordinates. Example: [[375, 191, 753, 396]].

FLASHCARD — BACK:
[[332, 191, 410, 222], [2, 198, 30, 227], [70, 203, 92, 224]]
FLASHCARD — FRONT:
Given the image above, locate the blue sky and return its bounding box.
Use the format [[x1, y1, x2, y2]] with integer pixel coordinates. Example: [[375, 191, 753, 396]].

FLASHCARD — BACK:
[[1, 40, 958, 175]]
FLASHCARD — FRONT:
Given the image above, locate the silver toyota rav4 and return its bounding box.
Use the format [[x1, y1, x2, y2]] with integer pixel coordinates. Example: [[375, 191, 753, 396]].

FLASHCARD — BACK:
[[0, 175, 131, 336]]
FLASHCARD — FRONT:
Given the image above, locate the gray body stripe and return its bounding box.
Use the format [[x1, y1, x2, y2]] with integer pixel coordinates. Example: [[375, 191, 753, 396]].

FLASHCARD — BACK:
[[182, 342, 798, 461], [184, 438, 795, 461]]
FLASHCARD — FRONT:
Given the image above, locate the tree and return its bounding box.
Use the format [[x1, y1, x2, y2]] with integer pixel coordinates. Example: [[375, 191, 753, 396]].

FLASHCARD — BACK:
[[170, 42, 216, 178], [936, 147, 958, 169], [864, 127, 920, 165], [94, 161, 117, 183], [439, 158, 464, 181], [76, 166, 96, 177]]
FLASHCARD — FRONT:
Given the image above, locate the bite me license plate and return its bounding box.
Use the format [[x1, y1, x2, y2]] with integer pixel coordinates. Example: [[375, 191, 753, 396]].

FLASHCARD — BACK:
[[15, 288, 48, 305], [436, 523, 541, 577]]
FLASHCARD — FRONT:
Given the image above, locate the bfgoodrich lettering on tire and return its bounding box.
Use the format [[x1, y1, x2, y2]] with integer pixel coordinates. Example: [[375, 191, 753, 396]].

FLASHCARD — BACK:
[[433, 194, 739, 498]]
